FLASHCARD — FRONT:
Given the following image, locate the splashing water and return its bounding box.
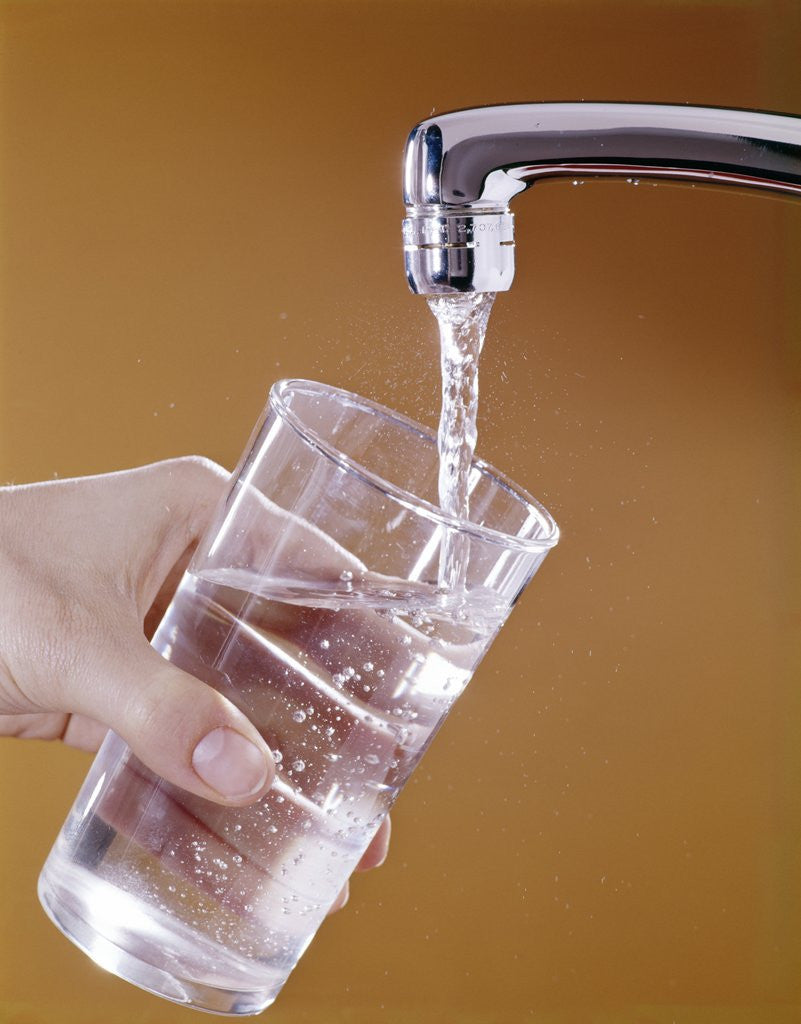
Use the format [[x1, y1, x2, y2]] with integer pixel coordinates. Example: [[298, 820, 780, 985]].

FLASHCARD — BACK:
[[426, 292, 496, 591]]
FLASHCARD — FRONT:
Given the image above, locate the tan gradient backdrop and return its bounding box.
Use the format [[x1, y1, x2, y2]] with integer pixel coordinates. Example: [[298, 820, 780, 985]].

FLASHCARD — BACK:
[[1, 2, 800, 1023]]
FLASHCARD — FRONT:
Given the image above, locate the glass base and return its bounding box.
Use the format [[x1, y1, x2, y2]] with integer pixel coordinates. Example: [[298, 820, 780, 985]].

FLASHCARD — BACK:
[[38, 869, 275, 1016]]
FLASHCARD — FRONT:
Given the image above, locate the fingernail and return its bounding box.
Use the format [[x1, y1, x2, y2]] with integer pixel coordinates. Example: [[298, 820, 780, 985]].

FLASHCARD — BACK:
[[192, 727, 270, 799]]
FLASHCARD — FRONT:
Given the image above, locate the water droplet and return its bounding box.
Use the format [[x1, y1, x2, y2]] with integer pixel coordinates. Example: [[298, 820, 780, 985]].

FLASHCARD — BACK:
[[293, 759, 306, 772], [292, 710, 307, 723], [363, 661, 374, 672]]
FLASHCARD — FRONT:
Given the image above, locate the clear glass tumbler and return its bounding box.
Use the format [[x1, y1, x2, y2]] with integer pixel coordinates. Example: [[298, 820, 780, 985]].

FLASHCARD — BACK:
[[38, 379, 559, 1015]]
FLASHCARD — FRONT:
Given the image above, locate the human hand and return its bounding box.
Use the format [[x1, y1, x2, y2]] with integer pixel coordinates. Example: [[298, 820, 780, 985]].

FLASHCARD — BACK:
[[0, 457, 390, 897]]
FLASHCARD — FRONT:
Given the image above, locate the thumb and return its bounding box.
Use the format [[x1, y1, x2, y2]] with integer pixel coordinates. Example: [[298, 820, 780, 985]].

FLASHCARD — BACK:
[[70, 631, 275, 806]]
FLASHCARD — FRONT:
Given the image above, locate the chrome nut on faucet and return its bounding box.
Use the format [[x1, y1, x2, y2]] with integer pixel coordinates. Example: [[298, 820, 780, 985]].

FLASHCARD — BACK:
[[402, 102, 801, 295], [402, 210, 516, 295]]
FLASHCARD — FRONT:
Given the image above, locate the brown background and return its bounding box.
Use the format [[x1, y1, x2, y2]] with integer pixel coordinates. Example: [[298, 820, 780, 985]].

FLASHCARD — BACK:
[[1, 1, 800, 1022]]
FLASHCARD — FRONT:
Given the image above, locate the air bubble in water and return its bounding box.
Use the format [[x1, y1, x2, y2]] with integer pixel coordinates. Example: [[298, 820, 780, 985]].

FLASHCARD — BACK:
[[292, 710, 307, 723]]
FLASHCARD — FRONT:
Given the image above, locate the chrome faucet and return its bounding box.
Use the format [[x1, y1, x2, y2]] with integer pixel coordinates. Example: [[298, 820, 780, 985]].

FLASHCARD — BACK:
[[402, 102, 801, 294]]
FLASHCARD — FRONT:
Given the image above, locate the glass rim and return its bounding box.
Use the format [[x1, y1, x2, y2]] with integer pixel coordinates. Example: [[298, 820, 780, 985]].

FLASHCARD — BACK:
[[270, 378, 560, 555]]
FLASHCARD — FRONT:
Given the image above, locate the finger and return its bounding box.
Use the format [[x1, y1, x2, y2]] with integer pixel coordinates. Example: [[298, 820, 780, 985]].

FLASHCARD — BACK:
[[356, 815, 391, 871], [64, 631, 275, 806], [62, 713, 109, 751], [123, 456, 230, 619], [0, 710, 107, 750], [327, 880, 350, 915], [143, 539, 197, 640], [0, 711, 70, 742]]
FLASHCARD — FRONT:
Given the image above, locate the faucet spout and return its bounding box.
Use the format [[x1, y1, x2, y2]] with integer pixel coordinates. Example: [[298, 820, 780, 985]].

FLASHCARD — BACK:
[[402, 102, 801, 294]]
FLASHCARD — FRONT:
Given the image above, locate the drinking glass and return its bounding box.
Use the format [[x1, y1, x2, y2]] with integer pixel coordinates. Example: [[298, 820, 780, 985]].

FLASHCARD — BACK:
[[38, 379, 559, 1015]]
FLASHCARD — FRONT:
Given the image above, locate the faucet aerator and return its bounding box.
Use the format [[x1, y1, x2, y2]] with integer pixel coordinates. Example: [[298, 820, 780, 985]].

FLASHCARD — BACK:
[[402, 209, 515, 295]]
